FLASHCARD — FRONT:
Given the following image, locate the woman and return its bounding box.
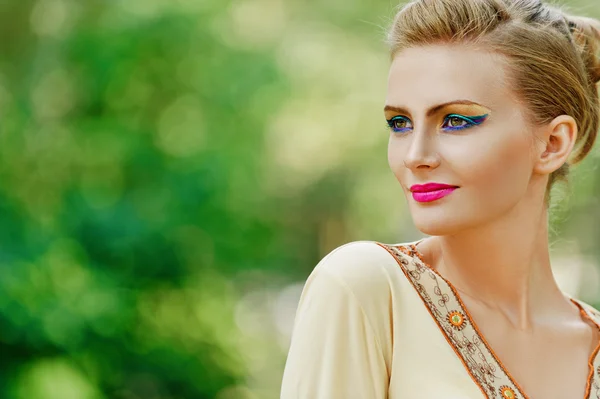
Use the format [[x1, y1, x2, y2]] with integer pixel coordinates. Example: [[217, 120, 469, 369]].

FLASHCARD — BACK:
[[280, 0, 600, 398]]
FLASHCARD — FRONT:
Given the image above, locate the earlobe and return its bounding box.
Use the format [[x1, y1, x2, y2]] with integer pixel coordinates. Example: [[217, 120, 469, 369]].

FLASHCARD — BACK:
[[534, 115, 578, 175]]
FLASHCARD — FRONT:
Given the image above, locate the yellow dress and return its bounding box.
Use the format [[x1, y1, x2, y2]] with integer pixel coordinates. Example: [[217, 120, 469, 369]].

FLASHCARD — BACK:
[[280, 239, 600, 399]]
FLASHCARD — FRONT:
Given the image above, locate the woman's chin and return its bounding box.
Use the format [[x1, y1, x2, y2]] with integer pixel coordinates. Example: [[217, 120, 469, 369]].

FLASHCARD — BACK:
[[410, 207, 472, 236], [413, 221, 456, 236]]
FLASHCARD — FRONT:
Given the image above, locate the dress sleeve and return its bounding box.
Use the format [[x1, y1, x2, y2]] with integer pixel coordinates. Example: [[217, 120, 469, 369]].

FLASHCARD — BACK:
[[280, 243, 391, 399]]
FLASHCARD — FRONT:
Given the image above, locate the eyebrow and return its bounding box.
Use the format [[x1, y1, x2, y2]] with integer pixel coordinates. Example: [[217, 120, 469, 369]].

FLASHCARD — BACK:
[[383, 100, 488, 118]]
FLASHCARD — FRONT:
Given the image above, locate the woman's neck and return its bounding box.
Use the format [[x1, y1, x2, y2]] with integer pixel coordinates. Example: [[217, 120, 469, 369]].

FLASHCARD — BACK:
[[417, 198, 573, 331]]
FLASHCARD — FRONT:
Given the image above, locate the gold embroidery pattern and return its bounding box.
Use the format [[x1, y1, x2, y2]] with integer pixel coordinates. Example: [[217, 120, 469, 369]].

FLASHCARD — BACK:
[[575, 303, 600, 399], [500, 386, 516, 399], [447, 311, 467, 331], [380, 241, 600, 399], [378, 242, 523, 399], [592, 364, 600, 399]]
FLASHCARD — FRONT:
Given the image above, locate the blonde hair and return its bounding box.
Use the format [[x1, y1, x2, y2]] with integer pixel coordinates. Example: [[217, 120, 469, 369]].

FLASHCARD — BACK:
[[387, 0, 600, 204]]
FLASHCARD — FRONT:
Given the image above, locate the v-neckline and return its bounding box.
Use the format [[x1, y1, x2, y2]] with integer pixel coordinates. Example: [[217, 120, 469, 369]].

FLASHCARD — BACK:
[[377, 239, 600, 399]]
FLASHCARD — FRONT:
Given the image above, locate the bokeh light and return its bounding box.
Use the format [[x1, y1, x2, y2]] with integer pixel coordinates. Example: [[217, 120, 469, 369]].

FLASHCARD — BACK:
[[1, 0, 599, 398]]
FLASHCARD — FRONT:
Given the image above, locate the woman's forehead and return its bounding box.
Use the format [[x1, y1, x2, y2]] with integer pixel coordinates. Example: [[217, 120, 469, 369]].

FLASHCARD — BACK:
[[386, 44, 512, 112]]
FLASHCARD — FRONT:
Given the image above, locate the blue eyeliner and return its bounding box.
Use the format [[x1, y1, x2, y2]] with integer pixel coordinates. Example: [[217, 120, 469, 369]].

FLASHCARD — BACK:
[[386, 113, 489, 134], [386, 115, 412, 133], [441, 113, 489, 131]]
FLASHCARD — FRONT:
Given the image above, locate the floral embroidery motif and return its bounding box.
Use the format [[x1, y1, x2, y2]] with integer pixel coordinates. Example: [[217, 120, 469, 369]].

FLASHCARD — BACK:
[[592, 368, 600, 399], [377, 241, 600, 399], [500, 386, 517, 399], [447, 310, 467, 330], [580, 303, 600, 399]]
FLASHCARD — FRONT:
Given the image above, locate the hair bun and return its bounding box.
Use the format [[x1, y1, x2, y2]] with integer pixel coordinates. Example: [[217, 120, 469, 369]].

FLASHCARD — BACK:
[[567, 15, 600, 84]]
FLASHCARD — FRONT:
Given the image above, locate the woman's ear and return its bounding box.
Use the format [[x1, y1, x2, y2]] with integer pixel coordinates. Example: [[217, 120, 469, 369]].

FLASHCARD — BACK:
[[533, 115, 578, 175]]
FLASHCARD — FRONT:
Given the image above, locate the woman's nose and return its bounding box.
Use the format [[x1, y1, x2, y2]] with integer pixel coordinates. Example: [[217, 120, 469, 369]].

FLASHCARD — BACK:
[[402, 133, 441, 170]]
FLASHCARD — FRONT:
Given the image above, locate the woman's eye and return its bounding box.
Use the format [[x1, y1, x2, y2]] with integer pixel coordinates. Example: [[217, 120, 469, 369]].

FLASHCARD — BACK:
[[394, 119, 407, 129], [447, 116, 467, 128], [387, 116, 412, 133], [441, 114, 488, 131]]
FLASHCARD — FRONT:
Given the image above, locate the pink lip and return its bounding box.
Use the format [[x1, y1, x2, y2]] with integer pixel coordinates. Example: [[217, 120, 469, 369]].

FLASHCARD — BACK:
[[410, 183, 458, 203]]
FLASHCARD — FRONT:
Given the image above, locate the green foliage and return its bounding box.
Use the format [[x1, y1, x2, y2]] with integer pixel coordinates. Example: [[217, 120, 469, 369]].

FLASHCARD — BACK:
[[1, 0, 600, 398]]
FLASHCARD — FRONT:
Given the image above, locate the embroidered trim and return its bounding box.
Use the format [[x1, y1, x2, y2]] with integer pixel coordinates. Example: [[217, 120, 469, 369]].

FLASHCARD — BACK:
[[377, 240, 600, 399], [500, 386, 516, 399], [572, 300, 600, 399], [447, 311, 467, 331], [377, 242, 521, 398]]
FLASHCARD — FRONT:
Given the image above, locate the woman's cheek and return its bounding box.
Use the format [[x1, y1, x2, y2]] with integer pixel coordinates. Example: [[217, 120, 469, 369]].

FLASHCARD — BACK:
[[387, 141, 407, 181], [452, 133, 532, 200]]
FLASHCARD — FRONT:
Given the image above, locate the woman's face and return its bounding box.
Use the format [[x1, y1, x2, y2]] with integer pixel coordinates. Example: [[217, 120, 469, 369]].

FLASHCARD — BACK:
[[386, 43, 542, 235]]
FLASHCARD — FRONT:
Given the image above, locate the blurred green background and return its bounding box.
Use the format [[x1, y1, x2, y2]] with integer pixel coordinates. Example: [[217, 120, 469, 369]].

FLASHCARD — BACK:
[[1, 0, 600, 398]]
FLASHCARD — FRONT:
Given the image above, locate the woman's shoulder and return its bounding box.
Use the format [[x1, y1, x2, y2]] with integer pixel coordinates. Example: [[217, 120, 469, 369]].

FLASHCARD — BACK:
[[311, 239, 420, 296], [569, 296, 600, 323], [283, 240, 415, 395]]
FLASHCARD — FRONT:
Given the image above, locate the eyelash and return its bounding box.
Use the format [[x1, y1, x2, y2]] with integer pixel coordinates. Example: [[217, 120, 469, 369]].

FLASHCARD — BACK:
[[385, 114, 489, 134]]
